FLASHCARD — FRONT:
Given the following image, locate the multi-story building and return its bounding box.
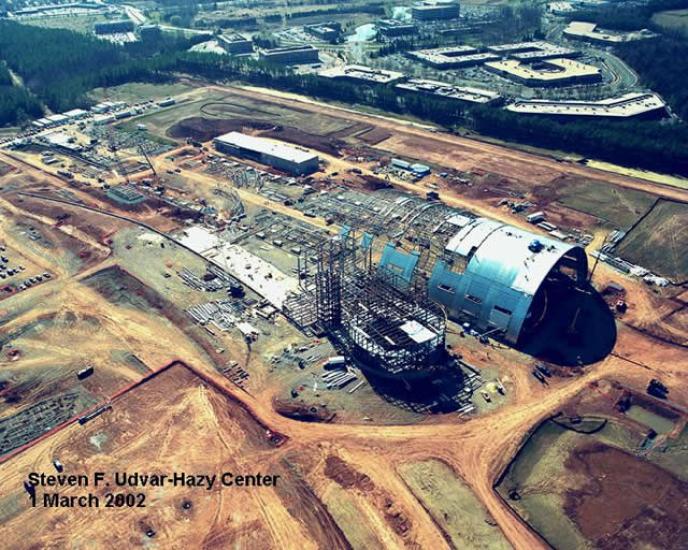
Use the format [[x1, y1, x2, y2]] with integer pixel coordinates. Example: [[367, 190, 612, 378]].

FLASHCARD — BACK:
[[94, 20, 134, 35], [217, 33, 253, 55], [411, 1, 460, 21], [377, 19, 417, 38], [259, 45, 320, 66]]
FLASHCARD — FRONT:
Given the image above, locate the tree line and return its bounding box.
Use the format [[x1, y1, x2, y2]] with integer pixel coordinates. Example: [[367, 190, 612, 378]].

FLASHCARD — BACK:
[[571, 0, 688, 31], [0, 21, 198, 121], [1, 20, 687, 174], [0, 58, 43, 125]]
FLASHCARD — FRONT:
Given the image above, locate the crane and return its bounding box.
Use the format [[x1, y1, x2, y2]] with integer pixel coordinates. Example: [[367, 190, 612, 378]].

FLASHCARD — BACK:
[[105, 126, 129, 185], [138, 142, 157, 178]]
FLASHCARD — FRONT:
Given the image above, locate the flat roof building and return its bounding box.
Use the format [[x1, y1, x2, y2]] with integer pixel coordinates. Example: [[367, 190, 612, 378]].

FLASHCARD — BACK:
[[488, 41, 580, 61], [304, 22, 342, 42], [412, 0, 460, 21], [396, 79, 501, 105], [214, 132, 319, 175], [45, 113, 69, 125], [409, 45, 499, 68], [485, 58, 602, 87], [43, 131, 82, 152], [91, 100, 126, 114], [564, 21, 657, 43], [139, 24, 162, 41], [547, 1, 575, 14], [259, 45, 320, 66], [377, 19, 417, 38], [319, 65, 405, 84], [217, 33, 253, 55], [506, 92, 667, 119], [63, 108, 88, 120], [94, 20, 134, 35]]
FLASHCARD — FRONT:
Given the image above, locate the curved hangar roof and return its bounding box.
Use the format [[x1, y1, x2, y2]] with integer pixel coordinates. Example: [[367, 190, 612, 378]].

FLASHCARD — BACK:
[[428, 218, 587, 343]]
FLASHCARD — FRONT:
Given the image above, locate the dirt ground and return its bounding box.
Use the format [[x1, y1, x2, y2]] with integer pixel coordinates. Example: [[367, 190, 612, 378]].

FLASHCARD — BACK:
[[496, 376, 688, 549], [565, 442, 688, 549], [168, 116, 275, 142], [1, 83, 688, 549]]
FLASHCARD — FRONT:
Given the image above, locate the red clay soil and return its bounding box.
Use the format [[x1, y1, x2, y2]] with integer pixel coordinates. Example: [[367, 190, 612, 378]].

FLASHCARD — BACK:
[[325, 456, 375, 492], [168, 117, 275, 141], [324, 455, 413, 538], [564, 442, 688, 549], [273, 399, 336, 422]]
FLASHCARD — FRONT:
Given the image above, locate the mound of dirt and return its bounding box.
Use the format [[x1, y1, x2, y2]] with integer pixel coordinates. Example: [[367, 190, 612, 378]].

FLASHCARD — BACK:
[[273, 399, 335, 422], [167, 117, 274, 142], [324, 455, 413, 538], [324, 456, 374, 492], [0, 160, 16, 177]]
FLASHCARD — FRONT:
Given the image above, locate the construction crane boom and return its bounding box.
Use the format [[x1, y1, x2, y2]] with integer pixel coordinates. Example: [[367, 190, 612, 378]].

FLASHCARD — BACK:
[[138, 143, 157, 177]]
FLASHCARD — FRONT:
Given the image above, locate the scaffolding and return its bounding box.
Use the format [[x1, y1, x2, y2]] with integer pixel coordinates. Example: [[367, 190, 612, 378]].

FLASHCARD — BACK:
[[284, 229, 447, 377]]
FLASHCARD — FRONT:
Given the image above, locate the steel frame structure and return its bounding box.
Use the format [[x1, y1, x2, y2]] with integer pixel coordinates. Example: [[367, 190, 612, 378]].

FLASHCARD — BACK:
[[285, 230, 447, 377]]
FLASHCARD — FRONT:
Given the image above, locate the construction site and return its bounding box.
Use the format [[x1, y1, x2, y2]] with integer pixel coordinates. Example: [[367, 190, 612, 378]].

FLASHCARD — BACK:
[[0, 80, 687, 550]]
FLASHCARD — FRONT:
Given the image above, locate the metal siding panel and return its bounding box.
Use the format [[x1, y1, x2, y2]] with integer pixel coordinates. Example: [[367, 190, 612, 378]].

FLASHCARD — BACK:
[[428, 261, 462, 310], [489, 308, 512, 331]]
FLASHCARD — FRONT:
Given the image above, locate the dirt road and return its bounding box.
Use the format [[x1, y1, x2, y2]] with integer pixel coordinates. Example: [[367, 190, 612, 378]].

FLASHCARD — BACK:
[[2, 109, 688, 549], [223, 85, 688, 202]]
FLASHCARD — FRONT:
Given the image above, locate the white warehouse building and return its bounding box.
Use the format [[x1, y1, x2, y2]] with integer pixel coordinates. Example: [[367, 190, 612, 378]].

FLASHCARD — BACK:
[[213, 132, 320, 175]]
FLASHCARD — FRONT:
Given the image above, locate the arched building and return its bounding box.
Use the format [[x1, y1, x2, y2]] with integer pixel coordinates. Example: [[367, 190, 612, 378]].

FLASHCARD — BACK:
[[428, 218, 588, 343]]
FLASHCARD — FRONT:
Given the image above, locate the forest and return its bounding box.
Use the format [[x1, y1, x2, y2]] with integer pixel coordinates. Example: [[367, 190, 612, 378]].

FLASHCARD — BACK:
[[572, 0, 688, 31], [0, 59, 43, 125], [0, 21, 191, 122], [616, 37, 688, 120]]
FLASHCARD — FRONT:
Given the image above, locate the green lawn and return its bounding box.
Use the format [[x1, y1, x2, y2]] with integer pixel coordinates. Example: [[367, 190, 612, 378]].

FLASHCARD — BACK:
[[556, 179, 656, 229], [652, 9, 688, 37], [616, 199, 688, 282]]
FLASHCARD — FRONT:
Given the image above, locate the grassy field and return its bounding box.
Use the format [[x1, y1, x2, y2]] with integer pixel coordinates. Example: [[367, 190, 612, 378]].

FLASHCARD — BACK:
[[586, 160, 688, 191], [89, 82, 196, 103], [322, 485, 384, 548], [0, 127, 20, 139], [652, 9, 688, 36], [117, 89, 229, 137], [616, 199, 688, 282], [25, 14, 109, 34], [121, 87, 354, 139], [398, 459, 510, 549], [556, 179, 657, 229]]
